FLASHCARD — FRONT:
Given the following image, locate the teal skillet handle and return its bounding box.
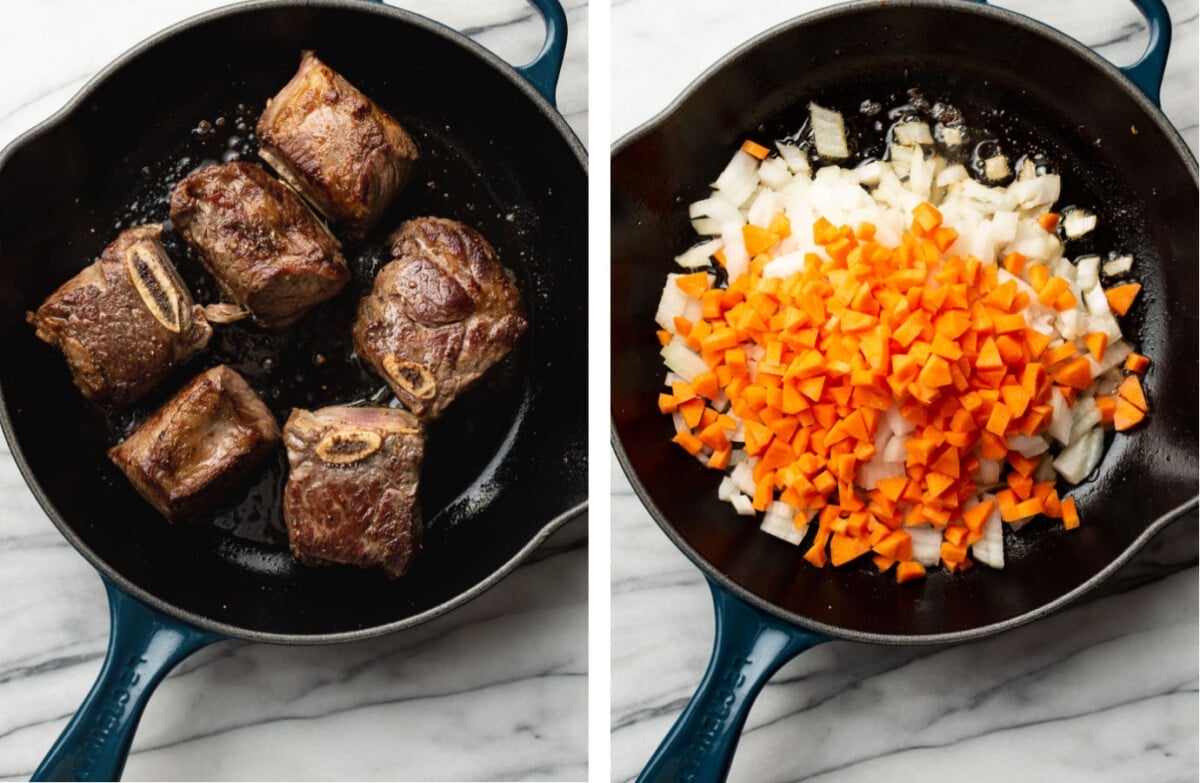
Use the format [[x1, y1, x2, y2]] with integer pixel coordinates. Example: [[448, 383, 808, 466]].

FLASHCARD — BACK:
[[32, 577, 219, 782], [637, 578, 829, 783], [967, 0, 1171, 106], [513, 0, 569, 108], [364, 0, 567, 107]]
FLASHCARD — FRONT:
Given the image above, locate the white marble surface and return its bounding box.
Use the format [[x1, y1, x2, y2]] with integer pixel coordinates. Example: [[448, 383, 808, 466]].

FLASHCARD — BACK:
[[611, 1, 1198, 782], [0, 1, 587, 781]]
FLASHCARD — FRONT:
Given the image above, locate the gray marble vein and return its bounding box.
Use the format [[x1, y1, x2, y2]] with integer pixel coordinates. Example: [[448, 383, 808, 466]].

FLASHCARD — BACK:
[[611, 1, 1198, 781], [0, 1, 588, 780]]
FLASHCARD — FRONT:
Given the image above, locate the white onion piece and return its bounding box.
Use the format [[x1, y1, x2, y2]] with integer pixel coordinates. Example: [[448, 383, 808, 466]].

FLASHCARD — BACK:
[[730, 493, 756, 516], [940, 126, 964, 146], [1075, 255, 1101, 291], [717, 476, 736, 501], [690, 217, 722, 236], [721, 221, 750, 280], [970, 496, 1004, 569], [1047, 388, 1073, 445], [1070, 397, 1103, 443], [908, 525, 943, 566], [661, 338, 708, 382], [1034, 455, 1058, 484], [856, 160, 885, 186], [689, 195, 744, 225], [1062, 208, 1097, 239], [757, 157, 793, 190], [974, 459, 1002, 485], [1007, 434, 1050, 457], [937, 164, 969, 186], [674, 238, 724, 269], [908, 146, 933, 199], [655, 275, 703, 331], [885, 404, 917, 437], [984, 155, 1010, 181], [774, 141, 810, 173], [730, 460, 756, 496], [746, 188, 782, 229], [1103, 255, 1134, 276], [1054, 426, 1104, 483], [1009, 175, 1061, 209], [894, 121, 933, 146], [809, 102, 849, 159], [990, 211, 1018, 244], [761, 501, 807, 545], [714, 150, 760, 206]]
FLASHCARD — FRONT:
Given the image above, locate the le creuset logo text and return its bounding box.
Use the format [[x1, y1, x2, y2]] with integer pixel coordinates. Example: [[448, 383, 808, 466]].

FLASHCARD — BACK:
[[72, 655, 146, 778], [676, 658, 749, 782]]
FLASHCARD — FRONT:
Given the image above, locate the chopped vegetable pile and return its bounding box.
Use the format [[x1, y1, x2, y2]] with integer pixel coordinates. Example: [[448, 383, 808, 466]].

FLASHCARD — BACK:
[[655, 103, 1150, 581]]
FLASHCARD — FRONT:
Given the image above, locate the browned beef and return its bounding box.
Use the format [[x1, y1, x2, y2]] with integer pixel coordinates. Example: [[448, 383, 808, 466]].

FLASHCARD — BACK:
[[169, 161, 350, 329], [257, 51, 419, 239], [27, 224, 213, 408], [282, 405, 424, 577], [352, 217, 526, 418], [108, 365, 281, 521]]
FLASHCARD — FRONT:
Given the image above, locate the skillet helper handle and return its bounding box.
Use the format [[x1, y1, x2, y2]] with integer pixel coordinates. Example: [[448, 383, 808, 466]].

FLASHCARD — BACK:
[[514, 0, 568, 107], [1120, 0, 1171, 107], [32, 577, 218, 782], [637, 578, 829, 783], [967, 0, 1171, 107]]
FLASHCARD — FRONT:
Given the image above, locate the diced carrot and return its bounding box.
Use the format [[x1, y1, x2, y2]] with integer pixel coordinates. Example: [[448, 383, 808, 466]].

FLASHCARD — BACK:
[[830, 532, 872, 566], [912, 202, 943, 235], [678, 397, 706, 429], [675, 271, 710, 299], [961, 500, 995, 533], [658, 393, 678, 414], [1050, 356, 1093, 390], [1083, 332, 1108, 362], [1117, 375, 1147, 412], [741, 139, 771, 160], [1104, 283, 1141, 316], [1096, 395, 1116, 425], [672, 430, 704, 455], [896, 560, 926, 583], [1062, 496, 1080, 530], [743, 224, 780, 256], [1113, 397, 1146, 431], [1124, 353, 1150, 373], [1038, 212, 1060, 232]]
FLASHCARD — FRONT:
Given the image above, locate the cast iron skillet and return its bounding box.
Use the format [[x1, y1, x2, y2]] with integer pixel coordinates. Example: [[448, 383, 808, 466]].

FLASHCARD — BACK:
[[0, 0, 586, 779], [612, 1, 1197, 780]]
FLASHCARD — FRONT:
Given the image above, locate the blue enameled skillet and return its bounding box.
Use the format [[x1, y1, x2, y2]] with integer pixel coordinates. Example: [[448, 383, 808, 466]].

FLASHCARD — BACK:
[[612, 1, 1196, 780], [0, 1, 586, 779]]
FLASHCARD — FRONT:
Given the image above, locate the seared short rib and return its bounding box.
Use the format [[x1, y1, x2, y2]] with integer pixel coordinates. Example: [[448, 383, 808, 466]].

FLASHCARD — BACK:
[[353, 217, 526, 418], [108, 365, 281, 521], [27, 224, 213, 408], [257, 51, 419, 238], [169, 161, 350, 330], [283, 405, 424, 577]]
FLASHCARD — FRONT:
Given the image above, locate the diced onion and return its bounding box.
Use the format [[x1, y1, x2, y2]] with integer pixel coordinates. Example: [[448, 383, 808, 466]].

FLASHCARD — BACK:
[[661, 338, 708, 382], [674, 238, 724, 269], [809, 102, 850, 159], [894, 121, 933, 146], [1062, 208, 1097, 239], [1053, 426, 1104, 483], [1103, 255, 1134, 276]]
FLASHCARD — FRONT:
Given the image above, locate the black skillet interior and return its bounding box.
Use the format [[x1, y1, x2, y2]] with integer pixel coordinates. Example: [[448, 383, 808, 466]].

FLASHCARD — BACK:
[[0, 2, 586, 638], [612, 2, 1197, 641]]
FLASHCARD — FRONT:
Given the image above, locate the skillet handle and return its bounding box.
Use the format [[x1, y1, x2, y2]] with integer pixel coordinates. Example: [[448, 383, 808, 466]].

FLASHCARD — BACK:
[[1120, 0, 1171, 106], [968, 0, 1171, 106], [32, 577, 219, 782], [636, 578, 829, 783], [514, 0, 568, 107]]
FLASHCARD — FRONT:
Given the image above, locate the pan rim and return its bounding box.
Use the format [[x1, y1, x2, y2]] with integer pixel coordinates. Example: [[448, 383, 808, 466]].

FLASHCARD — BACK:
[[0, 0, 588, 643], [611, 0, 1198, 645], [610, 0, 1197, 174]]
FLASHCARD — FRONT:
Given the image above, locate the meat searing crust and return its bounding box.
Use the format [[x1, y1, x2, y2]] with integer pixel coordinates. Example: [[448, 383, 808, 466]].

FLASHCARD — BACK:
[[107, 365, 281, 522], [169, 161, 350, 330], [257, 51, 419, 238], [353, 217, 527, 418], [26, 224, 212, 408], [283, 406, 424, 578]]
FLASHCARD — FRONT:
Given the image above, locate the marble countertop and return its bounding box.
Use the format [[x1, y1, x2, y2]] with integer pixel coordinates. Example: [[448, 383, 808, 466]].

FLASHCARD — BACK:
[[0, 1, 587, 781], [611, 1, 1197, 782]]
